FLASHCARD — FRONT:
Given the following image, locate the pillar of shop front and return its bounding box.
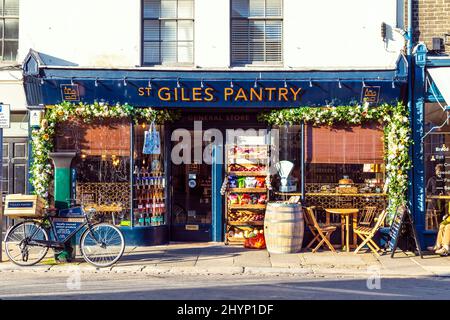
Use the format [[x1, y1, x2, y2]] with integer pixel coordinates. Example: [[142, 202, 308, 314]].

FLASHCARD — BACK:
[[49, 152, 76, 209]]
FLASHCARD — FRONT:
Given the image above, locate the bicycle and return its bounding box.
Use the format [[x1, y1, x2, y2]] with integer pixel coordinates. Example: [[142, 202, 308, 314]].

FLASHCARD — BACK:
[[4, 206, 125, 268]]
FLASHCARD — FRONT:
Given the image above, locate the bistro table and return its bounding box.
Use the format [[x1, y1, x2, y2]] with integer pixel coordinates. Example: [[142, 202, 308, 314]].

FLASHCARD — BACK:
[[324, 208, 359, 252]]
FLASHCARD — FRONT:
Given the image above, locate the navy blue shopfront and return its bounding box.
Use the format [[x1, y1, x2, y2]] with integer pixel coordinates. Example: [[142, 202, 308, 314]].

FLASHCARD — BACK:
[[23, 50, 408, 246]]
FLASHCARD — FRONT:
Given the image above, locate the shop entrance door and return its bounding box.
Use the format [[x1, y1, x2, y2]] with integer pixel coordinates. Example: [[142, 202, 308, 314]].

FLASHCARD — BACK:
[[170, 130, 213, 241]]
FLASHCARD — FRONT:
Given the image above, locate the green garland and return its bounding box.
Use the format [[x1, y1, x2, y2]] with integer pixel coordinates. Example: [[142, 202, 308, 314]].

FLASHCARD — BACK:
[[258, 102, 411, 222], [30, 101, 179, 206]]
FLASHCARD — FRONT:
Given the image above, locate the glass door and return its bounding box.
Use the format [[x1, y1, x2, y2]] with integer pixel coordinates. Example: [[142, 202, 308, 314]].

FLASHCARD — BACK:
[[171, 130, 212, 241]]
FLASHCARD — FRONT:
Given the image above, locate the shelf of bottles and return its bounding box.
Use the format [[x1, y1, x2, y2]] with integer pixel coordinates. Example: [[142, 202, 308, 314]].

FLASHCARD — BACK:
[[133, 165, 166, 227]]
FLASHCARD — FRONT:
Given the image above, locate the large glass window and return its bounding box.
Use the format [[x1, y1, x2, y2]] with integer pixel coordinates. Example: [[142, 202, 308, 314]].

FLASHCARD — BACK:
[[424, 103, 450, 231], [0, 0, 19, 61], [143, 0, 194, 65], [55, 119, 131, 226], [231, 0, 283, 65]]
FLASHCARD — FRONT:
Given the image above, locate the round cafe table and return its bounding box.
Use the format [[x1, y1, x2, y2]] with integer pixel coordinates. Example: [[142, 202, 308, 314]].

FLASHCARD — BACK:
[[324, 208, 359, 252]]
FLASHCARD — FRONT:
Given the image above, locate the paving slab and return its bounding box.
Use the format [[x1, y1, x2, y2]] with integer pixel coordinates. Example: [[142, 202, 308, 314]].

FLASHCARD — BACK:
[[195, 256, 235, 268], [233, 250, 271, 267], [268, 253, 302, 268], [302, 252, 367, 267], [244, 266, 313, 275]]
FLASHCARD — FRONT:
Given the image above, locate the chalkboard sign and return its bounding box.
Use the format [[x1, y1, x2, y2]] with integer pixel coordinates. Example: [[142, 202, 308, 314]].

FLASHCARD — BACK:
[[388, 205, 423, 258]]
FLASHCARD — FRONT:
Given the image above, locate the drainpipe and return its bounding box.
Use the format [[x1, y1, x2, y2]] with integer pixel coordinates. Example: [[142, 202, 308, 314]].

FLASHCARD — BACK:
[[407, 0, 414, 209]]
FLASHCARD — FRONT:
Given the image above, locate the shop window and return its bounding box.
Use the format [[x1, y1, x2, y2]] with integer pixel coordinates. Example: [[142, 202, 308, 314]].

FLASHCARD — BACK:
[[304, 123, 386, 220], [142, 0, 194, 65], [55, 119, 131, 226], [0, 0, 19, 62], [133, 122, 167, 227], [231, 0, 283, 65], [424, 103, 450, 231]]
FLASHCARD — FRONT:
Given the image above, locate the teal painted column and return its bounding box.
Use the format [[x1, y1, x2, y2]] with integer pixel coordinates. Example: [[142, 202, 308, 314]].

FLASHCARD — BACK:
[[211, 145, 223, 242], [49, 152, 76, 209], [412, 44, 428, 248]]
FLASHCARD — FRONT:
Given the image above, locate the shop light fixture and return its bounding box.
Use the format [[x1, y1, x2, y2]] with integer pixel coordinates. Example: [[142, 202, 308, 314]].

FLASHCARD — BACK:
[[71, 78, 74, 85], [254, 78, 258, 88], [201, 79, 204, 88], [123, 77, 127, 86], [177, 78, 180, 88], [362, 79, 366, 87], [148, 79, 152, 89], [338, 79, 342, 89], [309, 79, 313, 87], [95, 78, 98, 87], [284, 79, 287, 88], [230, 79, 234, 88], [392, 80, 395, 88]]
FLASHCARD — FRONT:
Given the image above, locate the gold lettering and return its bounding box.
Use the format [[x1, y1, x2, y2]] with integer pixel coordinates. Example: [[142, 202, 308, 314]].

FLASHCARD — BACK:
[[224, 88, 234, 101], [181, 88, 190, 101], [138, 88, 145, 96], [250, 87, 263, 101], [158, 87, 171, 101], [278, 88, 288, 101], [265, 88, 276, 101], [204, 88, 214, 101], [192, 88, 202, 101], [145, 87, 151, 96], [289, 87, 302, 101], [174, 88, 178, 100], [235, 88, 248, 101]]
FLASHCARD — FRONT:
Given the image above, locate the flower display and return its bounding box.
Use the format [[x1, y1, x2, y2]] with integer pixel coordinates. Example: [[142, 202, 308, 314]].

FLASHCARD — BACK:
[[30, 101, 179, 207], [258, 102, 412, 223]]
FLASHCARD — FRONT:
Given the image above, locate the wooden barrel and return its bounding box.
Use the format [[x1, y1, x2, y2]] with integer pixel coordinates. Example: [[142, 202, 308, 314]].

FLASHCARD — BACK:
[[264, 202, 304, 254]]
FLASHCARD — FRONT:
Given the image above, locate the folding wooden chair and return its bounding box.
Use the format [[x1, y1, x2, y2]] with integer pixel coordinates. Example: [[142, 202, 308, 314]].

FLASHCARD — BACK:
[[358, 206, 378, 227], [354, 209, 388, 256], [303, 206, 337, 253]]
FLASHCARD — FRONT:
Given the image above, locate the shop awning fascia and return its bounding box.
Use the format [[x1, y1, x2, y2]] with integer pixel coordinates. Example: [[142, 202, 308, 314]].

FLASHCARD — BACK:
[[427, 67, 450, 107]]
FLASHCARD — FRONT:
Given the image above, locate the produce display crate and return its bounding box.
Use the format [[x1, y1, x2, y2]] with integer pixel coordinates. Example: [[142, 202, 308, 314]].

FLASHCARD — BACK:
[[3, 194, 45, 218], [224, 144, 270, 245]]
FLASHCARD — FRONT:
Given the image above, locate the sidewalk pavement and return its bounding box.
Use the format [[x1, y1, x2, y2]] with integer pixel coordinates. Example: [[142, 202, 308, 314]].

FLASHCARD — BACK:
[[1, 242, 449, 277]]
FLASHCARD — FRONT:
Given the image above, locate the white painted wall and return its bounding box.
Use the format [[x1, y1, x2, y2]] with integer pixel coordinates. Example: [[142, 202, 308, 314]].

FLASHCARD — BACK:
[[18, 0, 405, 70]]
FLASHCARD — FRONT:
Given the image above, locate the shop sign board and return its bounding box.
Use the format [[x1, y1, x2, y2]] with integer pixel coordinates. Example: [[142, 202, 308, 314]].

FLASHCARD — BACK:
[[0, 104, 10, 128], [40, 78, 403, 108]]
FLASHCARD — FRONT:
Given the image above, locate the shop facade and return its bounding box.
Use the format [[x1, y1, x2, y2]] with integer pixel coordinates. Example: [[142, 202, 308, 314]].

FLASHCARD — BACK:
[[22, 49, 409, 245], [411, 43, 450, 248]]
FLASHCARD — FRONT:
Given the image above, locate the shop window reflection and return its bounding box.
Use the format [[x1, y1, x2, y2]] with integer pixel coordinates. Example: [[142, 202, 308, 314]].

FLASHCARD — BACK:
[[424, 103, 450, 231]]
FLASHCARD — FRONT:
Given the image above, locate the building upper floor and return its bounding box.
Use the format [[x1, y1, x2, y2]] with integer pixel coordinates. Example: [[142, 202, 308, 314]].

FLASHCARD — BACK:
[[15, 0, 407, 71]]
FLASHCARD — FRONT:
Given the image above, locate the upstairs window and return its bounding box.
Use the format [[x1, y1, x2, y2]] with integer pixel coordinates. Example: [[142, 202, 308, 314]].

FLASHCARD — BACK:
[[143, 0, 194, 65], [231, 0, 283, 66], [0, 0, 19, 62]]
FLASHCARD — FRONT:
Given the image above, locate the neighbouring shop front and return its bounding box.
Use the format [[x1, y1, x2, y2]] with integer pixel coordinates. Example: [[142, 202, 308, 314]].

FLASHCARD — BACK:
[[22, 50, 409, 246]]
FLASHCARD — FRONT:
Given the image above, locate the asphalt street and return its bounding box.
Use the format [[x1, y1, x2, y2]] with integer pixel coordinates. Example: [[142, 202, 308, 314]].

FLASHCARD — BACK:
[[1, 271, 449, 300]]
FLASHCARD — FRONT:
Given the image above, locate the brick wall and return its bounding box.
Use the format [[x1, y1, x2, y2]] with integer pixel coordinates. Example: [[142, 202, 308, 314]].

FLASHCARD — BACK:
[[406, 0, 450, 52]]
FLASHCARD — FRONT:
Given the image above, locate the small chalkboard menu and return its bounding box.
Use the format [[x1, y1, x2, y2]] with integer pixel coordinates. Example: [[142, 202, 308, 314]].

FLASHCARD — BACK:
[[388, 205, 423, 258]]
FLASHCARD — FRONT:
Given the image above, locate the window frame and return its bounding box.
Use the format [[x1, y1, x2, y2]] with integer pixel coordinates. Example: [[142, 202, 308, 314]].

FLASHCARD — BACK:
[[0, 0, 19, 63], [230, 0, 284, 67], [141, 0, 195, 67]]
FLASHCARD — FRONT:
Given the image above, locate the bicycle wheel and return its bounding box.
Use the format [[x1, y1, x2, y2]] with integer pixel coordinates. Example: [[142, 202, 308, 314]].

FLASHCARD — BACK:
[[80, 223, 125, 268], [5, 221, 49, 266]]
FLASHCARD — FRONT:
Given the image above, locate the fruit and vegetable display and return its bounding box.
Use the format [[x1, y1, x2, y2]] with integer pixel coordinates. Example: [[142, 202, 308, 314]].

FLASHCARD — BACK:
[[227, 226, 264, 240], [227, 163, 267, 173], [244, 233, 266, 249], [228, 210, 265, 222], [227, 193, 267, 205]]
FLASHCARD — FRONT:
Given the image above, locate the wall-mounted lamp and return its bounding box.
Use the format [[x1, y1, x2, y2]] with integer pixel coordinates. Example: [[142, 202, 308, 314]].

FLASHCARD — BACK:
[[362, 79, 366, 87], [338, 79, 342, 89], [71, 78, 74, 85], [230, 79, 234, 88], [284, 79, 287, 88], [95, 78, 98, 87], [177, 78, 180, 88], [381, 22, 387, 41], [392, 80, 395, 89], [148, 79, 152, 89], [123, 77, 127, 86], [254, 78, 258, 88], [201, 79, 204, 88], [309, 79, 313, 88]]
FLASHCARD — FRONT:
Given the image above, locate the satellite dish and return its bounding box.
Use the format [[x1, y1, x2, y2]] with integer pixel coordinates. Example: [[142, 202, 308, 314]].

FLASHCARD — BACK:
[[276, 161, 294, 187]]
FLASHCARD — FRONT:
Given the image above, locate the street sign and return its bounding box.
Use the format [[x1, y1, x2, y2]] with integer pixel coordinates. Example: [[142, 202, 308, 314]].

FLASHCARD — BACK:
[[0, 104, 10, 129]]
